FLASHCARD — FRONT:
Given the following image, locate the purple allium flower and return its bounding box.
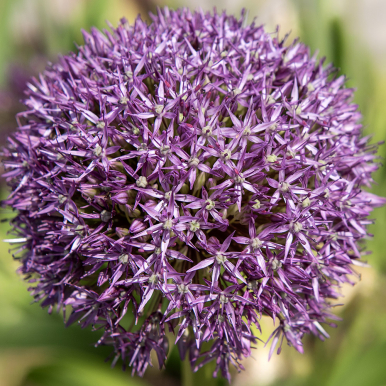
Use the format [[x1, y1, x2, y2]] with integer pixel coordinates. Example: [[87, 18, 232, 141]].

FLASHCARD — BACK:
[[2, 7, 385, 381]]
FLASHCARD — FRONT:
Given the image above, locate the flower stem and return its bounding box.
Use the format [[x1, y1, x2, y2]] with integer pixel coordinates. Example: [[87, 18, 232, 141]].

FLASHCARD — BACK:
[[182, 357, 193, 386], [182, 357, 221, 386]]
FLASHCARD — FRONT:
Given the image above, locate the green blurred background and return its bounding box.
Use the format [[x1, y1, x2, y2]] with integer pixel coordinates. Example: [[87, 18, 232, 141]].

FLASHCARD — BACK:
[[0, 0, 385, 385]]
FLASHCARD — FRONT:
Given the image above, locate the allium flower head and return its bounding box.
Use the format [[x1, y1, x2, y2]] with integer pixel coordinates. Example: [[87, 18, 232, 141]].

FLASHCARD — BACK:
[[2, 7, 385, 381]]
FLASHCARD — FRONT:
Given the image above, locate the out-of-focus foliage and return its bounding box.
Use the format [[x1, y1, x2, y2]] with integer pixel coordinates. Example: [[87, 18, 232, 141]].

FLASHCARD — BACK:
[[1, 1, 385, 385], [0, 0, 147, 86]]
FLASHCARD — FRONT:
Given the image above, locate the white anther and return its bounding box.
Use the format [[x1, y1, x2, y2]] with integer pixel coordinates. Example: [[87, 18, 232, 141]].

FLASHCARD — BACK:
[[272, 258, 282, 270], [155, 104, 164, 114], [205, 199, 215, 210], [251, 238, 262, 249], [302, 197, 311, 208], [279, 182, 290, 192], [189, 157, 200, 167], [119, 254, 129, 264], [201, 126, 213, 137], [292, 221, 303, 233], [160, 145, 170, 156], [221, 149, 232, 160], [177, 283, 189, 294], [189, 220, 200, 232], [267, 154, 277, 163], [163, 219, 173, 230], [136, 176, 148, 188], [216, 253, 227, 265], [149, 274, 159, 284], [234, 175, 245, 184], [93, 144, 103, 157]]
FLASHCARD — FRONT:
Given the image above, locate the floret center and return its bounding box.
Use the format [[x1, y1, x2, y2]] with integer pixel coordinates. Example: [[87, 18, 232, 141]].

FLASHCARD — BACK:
[[279, 182, 290, 192], [205, 199, 215, 210], [119, 254, 129, 264], [220, 149, 232, 160], [149, 274, 160, 284], [292, 221, 303, 233], [216, 253, 227, 265], [163, 219, 173, 230], [202, 126, 213, 137], [189, 157, 200, 167], [136, 176, 148, 188], [251, 237, 262, 249], [177, 283, 189, 294], [189, 220, 200, 232]]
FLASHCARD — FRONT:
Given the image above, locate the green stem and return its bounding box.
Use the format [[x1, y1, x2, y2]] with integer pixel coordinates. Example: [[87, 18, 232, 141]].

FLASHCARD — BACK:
[[182, 357, 193, 386], [182, 356, 224, 386]]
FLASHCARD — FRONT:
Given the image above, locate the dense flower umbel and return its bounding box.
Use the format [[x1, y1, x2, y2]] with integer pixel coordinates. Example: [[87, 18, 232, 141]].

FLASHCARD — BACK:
[[2, 7, 385, 381]]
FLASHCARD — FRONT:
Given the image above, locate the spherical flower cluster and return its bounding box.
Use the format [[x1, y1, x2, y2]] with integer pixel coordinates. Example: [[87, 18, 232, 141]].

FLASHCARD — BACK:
[[2, 7, 385, 381]]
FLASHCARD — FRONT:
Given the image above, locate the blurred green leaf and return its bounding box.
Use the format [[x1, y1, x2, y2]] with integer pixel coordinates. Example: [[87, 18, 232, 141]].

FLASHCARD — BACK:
[[329, 18, 344, 73], [327, 342, 386, 386], [24, 352, 148, 386]]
